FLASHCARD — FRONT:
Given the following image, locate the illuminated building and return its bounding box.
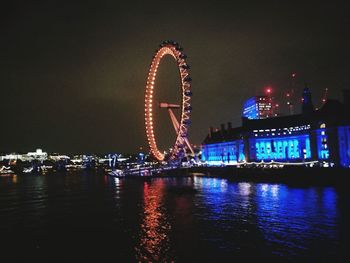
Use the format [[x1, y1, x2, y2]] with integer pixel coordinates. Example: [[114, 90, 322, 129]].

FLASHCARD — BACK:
[[202, 90, 350, 168], [27, 149, 47, 161], [0, 148, 48, 162], [243, 96, 273, 119], [203, 124, 245, 166]]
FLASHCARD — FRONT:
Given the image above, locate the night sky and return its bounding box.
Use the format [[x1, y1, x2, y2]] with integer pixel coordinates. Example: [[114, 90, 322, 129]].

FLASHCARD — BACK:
[[1, 0, 349, 154]]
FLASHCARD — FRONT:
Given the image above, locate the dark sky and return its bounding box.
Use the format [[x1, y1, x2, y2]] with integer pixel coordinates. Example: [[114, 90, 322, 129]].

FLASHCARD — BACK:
[[1, 0, 349, 154]]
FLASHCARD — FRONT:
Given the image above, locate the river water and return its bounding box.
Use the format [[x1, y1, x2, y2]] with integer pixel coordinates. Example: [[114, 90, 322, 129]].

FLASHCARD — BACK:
[[0, 171, 348, 262]]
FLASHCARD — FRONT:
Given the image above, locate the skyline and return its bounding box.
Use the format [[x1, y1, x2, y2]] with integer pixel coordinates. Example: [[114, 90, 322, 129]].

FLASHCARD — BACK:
[[1, 0, 350, 154]]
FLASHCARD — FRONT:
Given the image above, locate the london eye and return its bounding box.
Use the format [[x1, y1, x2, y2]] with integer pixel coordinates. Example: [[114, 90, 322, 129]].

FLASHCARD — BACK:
[[144, 40, 193, 162]]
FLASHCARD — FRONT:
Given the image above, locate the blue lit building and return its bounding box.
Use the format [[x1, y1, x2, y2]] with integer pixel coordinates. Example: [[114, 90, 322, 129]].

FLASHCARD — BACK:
[[243, 96, 273, 119], [202, 90, 350, 168], [202, 125, 246, 166]]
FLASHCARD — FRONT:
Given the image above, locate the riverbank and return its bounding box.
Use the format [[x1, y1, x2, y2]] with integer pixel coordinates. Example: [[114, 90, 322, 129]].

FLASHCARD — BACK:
[[189, 166, 349, 187], [3, 166, 348, 187]]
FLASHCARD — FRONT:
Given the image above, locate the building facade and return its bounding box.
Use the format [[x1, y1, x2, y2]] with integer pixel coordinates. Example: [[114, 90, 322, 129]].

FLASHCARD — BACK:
[[242, 96, 273, 120], [202, 94, 350, 168]]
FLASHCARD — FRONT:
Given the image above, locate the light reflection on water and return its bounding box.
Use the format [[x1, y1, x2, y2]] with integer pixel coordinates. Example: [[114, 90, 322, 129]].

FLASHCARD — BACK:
[[0, 173, 347, 261], [255, 184, 339, 255], [113, 177, 122, 200], [193, 176, 341, 260], [135, 180, 173, 262]]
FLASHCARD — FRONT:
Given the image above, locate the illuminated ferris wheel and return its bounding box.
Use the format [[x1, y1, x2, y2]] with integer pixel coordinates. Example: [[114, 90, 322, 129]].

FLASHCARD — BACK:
[[144, 40, 194, 162]]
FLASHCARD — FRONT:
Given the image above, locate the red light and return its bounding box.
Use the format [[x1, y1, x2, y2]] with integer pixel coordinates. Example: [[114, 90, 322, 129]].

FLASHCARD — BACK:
[[292, 73, 296, 78], [286, 93, 290, 97], [265, 87, 272, 94]]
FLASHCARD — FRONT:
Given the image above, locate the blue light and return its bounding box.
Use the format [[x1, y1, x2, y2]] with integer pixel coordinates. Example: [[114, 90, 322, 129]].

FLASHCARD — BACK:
[[338, 126, 350, 167], [316, 129, 330, 160], [256, 184, 338, 253], [202, 123, 349, 167], [192, 178, 340, 258], [249, 134, 311, 161], [202, 140, 245, 165], [243, 97, 259, 119]]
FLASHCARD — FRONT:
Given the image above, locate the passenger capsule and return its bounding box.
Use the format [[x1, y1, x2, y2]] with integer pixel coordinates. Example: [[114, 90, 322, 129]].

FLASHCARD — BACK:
[[184, 76, 192, 82], [184, 90, 193, 96], [181, 64, 190, 70]]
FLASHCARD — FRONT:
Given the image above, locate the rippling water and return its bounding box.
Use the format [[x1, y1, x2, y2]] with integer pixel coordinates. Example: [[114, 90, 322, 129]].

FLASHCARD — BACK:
[[0, 172, 349, 262]]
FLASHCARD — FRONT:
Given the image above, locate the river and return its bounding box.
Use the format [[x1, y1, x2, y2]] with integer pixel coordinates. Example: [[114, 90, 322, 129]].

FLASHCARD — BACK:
[[0, 171, 348, 262]]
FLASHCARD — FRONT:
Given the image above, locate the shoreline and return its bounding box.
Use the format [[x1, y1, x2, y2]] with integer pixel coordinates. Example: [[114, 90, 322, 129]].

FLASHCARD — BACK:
[[2, 166, 348, 187], [188, 166, 349, 187]]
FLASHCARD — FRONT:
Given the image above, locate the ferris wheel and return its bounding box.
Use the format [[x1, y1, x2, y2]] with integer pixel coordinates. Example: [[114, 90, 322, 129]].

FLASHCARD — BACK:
[[144, 40, 194, 162]]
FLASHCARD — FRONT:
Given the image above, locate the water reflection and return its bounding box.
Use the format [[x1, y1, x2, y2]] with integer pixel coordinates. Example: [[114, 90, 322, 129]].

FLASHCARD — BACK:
[[192, 176, 340, 259], [12, 174, 17, 184], [113, 177, 123, 200], [256, 183, 339, 256], [238, 182, 251, 196], [135, 179, 173, 262], [0, 173, 344, 261]]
